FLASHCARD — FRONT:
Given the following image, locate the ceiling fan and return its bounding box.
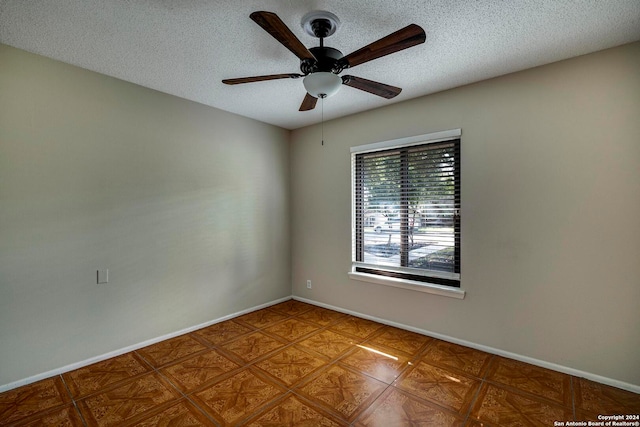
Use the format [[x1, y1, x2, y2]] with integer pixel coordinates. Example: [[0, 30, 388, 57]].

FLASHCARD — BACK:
[[222, 11, 426, 111]]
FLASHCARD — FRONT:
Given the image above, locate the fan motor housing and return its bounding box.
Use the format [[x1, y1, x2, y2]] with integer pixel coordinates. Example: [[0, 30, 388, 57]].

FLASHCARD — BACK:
[[301, 46, 345, 75]]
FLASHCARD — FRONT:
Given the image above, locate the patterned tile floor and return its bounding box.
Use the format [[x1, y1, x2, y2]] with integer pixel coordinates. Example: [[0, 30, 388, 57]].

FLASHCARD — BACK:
[[1, 299, 639, 426]]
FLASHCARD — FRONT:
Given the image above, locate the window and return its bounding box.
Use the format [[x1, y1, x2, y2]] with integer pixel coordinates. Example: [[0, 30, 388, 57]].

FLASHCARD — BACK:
[[351, 130, 461, 292]]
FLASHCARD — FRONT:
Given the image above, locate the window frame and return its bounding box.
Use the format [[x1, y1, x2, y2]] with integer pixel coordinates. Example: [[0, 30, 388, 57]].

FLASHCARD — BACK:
[[349, 129, 465, 299]]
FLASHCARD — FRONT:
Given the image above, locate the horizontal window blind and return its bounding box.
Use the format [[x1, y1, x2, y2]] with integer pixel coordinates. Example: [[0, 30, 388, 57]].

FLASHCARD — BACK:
[[353, 138, 460, 287]]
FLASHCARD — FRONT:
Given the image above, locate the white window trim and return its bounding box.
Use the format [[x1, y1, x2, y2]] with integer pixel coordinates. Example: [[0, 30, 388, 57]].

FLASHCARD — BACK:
[[350, 128, 461, 154], [350, 128, 464, 300], [352, 262, 460, 281], [348, 271, 466, 299]]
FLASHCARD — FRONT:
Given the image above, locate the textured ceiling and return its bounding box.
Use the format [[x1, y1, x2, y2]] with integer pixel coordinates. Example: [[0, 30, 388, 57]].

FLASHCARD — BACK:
[[1, 0, 639, 130]]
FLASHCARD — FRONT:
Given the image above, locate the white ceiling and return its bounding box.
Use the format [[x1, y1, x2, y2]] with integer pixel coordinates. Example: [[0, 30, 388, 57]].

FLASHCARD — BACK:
[[1, 1, 639, 130]]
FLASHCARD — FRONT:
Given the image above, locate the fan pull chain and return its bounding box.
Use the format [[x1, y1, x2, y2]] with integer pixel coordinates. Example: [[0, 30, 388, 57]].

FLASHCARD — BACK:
[[321, 96, 324, 146]]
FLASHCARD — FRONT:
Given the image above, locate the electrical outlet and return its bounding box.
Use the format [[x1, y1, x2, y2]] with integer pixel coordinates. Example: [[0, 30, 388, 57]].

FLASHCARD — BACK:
[[306, 280, 312, 289], [97, 269, 109, 284]]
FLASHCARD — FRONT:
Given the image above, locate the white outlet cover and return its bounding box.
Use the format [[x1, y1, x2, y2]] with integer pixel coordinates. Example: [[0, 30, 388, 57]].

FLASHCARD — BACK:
[[97, 269, 109, 284]]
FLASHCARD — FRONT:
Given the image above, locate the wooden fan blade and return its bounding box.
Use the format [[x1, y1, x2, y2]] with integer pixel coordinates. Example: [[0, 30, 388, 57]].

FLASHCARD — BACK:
[[341, 24, 425, 68], [222, 73, 303, 85], [299, 93, 318, 111], [341, 75, 402, 99], [250, 11, 316, 61]]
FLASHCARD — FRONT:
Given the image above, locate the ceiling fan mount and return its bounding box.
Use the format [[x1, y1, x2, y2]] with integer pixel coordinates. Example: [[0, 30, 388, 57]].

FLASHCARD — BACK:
[[301, 11, 340, 39], [222, 11, 426, 111]]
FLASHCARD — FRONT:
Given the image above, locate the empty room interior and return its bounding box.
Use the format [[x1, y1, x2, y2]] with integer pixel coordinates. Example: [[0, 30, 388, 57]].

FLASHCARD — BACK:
[[1, 1, 639, 425]]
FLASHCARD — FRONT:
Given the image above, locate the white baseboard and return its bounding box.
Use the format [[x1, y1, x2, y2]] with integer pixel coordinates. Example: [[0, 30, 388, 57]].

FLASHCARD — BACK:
[[293, 296, 640, 394], [4, 294, 637, 395], [0, 295, 292, 393]]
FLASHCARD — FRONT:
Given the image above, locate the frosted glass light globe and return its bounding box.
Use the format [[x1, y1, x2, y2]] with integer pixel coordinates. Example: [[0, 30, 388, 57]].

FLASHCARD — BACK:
[[303, 72, 342, 98]]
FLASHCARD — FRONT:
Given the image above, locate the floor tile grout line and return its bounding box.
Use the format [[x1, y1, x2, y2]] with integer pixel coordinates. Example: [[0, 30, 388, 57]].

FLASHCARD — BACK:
[[184, 396, 223, 427], [461, 354, 496, 424], [280, 328, 395, 423], [57, 373, 74, 403], [351, 381, 395, 426], [287, 388, 352, 426], [571, 375, 576, 421], [391, 374, 471, 421], [132, 350, 197, 409], [153, 368, 222, 427], [483, 353, 582, 411], [482, 375, 575, 411], [133, 349, 156, 372], [464, 375, 486, 423], [235, 391, 295, 427], [59, 374, 89, 427]]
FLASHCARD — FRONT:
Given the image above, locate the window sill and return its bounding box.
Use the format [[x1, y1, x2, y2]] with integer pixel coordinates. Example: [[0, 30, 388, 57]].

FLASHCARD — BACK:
[[347, 272, 465, 299]]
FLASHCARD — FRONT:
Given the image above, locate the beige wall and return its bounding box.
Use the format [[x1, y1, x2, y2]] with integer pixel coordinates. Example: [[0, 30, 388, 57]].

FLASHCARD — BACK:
[[1, 40, 639, 390], [0, 44, 291, 386], [290, 42, 640, 386]]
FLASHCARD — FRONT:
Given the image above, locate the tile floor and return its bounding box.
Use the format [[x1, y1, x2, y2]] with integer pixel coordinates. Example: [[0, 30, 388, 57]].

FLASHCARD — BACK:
[[1, 299, 639, 426]]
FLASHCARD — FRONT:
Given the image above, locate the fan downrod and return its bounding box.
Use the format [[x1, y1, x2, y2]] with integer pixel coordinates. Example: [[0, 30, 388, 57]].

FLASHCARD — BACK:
[[300, 11, 345, 75]]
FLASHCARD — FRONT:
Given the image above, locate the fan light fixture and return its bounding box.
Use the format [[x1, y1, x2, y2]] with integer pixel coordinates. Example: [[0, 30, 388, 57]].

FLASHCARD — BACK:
[[303, 72, 342, 98]]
